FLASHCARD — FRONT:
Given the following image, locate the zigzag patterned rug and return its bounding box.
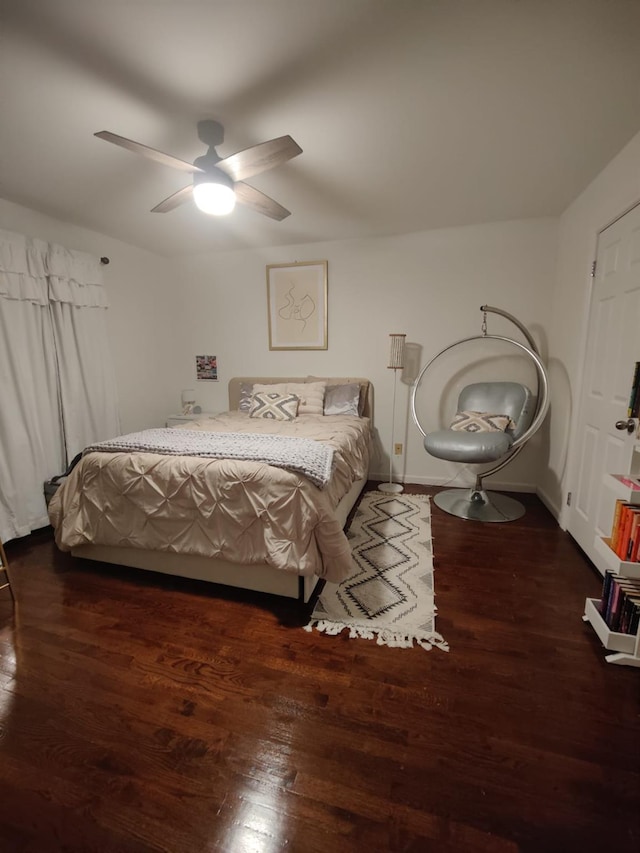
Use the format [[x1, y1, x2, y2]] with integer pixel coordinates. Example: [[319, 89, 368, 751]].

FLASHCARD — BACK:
[[305, 492, 449, 651]]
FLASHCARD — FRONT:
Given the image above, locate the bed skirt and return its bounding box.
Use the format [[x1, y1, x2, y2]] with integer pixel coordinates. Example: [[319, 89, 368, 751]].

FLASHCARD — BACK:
[[71, 476, 366, 603]]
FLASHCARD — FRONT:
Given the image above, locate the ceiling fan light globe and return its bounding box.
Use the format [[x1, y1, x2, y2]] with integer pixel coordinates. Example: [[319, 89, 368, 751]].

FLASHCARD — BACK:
[[193, 182, 236, 216]]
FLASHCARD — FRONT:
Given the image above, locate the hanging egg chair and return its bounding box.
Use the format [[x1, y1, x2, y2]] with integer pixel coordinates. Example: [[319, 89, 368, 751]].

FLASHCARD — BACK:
[[411, 305, 550, 522]]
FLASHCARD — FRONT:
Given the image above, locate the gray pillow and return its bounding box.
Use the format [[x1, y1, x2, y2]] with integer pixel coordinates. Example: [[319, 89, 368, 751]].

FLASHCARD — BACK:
[[324, 383, 360, 416], [238, 382, 253, 412]]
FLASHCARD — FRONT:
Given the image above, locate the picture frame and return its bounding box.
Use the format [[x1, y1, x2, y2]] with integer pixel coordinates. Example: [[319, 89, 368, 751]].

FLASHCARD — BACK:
[[266, 261, 328, 350], [196, 355, 218, 381]]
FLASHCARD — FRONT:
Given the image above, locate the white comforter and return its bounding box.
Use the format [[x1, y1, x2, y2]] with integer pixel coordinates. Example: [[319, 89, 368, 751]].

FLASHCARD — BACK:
[[49, 412, 371, 582]]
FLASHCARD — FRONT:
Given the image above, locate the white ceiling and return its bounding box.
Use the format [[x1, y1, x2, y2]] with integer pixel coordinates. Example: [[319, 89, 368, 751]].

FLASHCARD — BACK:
[[2, 0, 639, 258]]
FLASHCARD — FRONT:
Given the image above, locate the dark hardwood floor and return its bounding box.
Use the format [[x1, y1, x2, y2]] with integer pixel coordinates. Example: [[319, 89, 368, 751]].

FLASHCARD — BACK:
[[0, 484, 638, 853]]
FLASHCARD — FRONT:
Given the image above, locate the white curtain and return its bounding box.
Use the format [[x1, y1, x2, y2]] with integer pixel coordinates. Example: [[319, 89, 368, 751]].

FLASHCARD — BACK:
[[47, 242, 120, 458], [0, 229, 120, 542]]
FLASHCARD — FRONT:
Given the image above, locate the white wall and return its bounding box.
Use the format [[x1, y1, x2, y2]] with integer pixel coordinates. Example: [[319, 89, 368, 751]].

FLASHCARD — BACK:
[[175, 218, 557, 489], [542, 130, 640, 524], [0, 198, 180, 432], [5, 127, 640, 518], [0, 198, 558, 492]]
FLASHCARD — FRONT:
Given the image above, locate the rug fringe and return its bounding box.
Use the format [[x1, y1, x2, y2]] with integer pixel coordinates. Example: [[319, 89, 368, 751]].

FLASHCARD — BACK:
[[304, 619, 449, 652]]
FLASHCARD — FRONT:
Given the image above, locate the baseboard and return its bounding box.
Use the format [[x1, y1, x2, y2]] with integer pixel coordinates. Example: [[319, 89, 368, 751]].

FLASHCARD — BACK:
[[535, 485, 562, 525], [370, 470, 536, 493]]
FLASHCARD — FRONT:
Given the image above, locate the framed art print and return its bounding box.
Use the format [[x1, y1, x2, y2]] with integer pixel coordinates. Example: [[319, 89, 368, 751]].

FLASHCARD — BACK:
[[266, 261, 328, 350], [196, 355, 218, 381]]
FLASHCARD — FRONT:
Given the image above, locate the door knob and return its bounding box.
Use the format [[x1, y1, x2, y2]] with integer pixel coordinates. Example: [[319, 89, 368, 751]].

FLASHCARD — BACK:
[[615, 418, 636, 434]]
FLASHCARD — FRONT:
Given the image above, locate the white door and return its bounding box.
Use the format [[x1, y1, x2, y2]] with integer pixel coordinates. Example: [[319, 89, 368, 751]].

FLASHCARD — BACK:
[[568, 202, 640, 573]]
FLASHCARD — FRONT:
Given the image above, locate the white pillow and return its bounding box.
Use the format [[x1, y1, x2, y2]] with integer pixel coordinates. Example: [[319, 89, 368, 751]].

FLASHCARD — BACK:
[[252, 381, 326, 415]]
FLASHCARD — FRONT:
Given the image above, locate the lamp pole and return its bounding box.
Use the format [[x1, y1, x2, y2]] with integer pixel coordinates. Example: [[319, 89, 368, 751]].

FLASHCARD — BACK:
[[379, 333, 405, 494]]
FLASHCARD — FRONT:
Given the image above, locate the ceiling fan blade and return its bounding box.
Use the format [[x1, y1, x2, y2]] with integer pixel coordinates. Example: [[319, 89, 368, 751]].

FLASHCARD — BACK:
[[151, 185, 194, 213], [95, 131, 203, 174], [234, 182, 291, 221], [216, 136, 302, 183]]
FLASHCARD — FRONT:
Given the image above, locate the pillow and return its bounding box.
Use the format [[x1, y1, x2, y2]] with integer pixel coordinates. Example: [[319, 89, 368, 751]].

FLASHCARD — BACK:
[[238, 382, 253, 413], [252, 381, 326, 415], [308, 377, 369, 416], [324, 383, 360, 416], [450, 410, 515, 433], [249, 391, 299, 421]]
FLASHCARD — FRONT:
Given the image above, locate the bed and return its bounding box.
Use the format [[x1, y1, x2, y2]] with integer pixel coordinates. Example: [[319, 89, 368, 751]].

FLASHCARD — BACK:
[[48, 376, 373, 602]]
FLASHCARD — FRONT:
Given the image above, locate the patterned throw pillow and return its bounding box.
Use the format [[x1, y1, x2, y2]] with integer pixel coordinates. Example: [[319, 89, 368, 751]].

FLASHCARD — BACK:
[[450, 410, 515, 433], [249, 391, 299, 421]]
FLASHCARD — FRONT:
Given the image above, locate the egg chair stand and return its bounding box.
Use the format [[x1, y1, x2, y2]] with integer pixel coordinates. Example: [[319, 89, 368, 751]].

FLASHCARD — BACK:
[[411, 305, 550, 522]]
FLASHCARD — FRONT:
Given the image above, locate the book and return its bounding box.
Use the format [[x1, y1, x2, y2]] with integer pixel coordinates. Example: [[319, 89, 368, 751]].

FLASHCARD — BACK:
[[610, 499, 627, 551], [620, 594, 640, 633], [604, 576, 640, 628], [615, 504, 636, 559], [614, 587, 640, 632], [607, 579, 640, 631], [600, 570, 615, 612], [605, 577, 625, 625], [623, 508, 640, 560], [629, 512, 640, 562]]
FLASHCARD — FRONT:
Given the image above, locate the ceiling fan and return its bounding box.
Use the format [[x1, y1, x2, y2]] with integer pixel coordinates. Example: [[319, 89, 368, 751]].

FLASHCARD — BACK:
[[94, 120, 302, 220]]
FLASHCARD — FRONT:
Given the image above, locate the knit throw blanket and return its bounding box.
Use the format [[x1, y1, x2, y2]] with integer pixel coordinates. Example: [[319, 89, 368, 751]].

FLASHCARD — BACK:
[[84, 428, 335, 488]]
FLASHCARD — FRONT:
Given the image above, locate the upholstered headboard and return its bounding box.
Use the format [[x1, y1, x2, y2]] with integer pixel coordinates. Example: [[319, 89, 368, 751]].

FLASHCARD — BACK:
[[228, 377, 374, 420]]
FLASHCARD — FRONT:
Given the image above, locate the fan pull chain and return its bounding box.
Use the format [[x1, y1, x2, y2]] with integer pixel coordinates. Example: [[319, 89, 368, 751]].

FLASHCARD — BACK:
[[481, 310, 488, 336]]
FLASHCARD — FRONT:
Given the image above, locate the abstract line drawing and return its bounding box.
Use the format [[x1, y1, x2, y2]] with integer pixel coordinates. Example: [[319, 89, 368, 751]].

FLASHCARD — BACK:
[[278, 284, 316, 332], [267, 261, 327, 350]]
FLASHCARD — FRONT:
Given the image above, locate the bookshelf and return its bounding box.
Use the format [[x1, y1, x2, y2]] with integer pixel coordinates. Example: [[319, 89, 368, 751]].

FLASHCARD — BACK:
[[582, 473, 640, 667], [593, 535, 640, 580], [583, 598, 640, 665]]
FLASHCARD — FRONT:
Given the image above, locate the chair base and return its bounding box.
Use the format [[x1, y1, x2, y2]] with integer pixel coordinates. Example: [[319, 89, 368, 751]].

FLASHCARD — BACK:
[[433, 488, 525, 522]]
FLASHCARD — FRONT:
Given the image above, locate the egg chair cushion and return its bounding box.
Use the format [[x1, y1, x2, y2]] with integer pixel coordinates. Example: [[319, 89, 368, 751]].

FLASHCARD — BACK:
[[423, 381, 534, 463], [458, 382, 533, 441], [424, 429, 513, 463]]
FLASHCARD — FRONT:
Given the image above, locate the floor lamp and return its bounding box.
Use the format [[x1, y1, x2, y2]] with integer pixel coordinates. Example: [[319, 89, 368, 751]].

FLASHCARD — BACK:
[[378, 333, 406, 494]]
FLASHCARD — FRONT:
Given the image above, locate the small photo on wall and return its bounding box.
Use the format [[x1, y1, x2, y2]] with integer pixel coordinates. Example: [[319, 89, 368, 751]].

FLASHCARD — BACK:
[[196, 355, 217, 381]]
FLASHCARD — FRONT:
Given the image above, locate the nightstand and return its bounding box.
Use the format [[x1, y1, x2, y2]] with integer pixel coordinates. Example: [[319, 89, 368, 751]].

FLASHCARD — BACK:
[[166, 413, 216, 427]]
